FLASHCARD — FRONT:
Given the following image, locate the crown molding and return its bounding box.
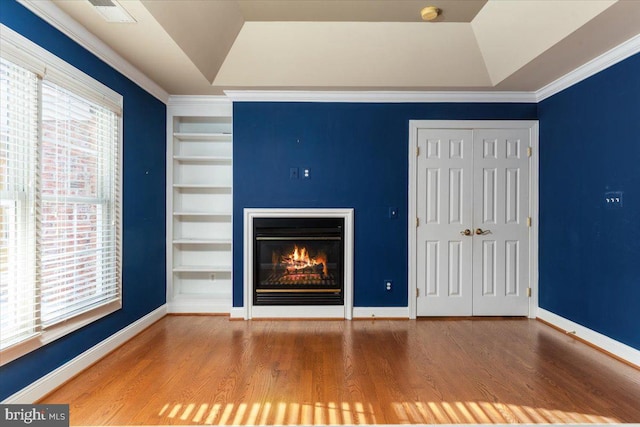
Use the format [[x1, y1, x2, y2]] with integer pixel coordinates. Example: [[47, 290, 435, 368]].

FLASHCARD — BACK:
[[224, 90, 538, 103], [17, 0, 169, 104], [536, 33, 640, 102]]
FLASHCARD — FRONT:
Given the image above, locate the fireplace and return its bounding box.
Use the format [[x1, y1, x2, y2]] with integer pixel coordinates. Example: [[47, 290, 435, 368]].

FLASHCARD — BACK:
[[243, 208, 354, 319], [253, 218, 344, 305]]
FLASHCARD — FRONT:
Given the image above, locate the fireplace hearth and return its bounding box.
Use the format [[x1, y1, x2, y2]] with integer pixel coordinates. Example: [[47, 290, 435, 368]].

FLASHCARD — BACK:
[[253, 218, 344, 305]]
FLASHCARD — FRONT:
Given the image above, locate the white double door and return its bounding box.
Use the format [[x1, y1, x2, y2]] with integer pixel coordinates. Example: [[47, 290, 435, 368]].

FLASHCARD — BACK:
[[416, 127, 530, 316]]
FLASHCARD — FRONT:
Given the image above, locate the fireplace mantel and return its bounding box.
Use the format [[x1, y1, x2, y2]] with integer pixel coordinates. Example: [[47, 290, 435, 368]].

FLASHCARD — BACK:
[[243, 208, 354, 319]]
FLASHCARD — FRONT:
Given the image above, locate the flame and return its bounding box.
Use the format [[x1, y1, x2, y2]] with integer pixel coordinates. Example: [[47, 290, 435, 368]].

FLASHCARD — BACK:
[[280, 245, 328, 276]]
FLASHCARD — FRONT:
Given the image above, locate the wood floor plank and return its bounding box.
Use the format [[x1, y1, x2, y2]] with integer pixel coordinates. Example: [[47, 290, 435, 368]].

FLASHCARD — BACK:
[[39, 316, 640, 425]]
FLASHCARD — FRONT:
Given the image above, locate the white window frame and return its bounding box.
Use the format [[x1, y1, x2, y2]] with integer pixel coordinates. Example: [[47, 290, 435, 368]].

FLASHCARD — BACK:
[[0, 25, 123, 366]]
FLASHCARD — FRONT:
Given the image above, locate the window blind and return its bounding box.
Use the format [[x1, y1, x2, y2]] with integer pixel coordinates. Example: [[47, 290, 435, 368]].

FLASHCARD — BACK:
[[39, 80, 120, 327], [0, 57, 39, 350], [0, 28, 123, 358]]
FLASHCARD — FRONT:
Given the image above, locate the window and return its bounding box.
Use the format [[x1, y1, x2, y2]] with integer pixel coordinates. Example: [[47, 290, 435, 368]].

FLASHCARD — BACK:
[[0, 26, 122, 364]]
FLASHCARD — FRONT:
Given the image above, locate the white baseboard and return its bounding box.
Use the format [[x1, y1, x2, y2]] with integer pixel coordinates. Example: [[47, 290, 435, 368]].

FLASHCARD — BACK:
[[229, 307, 245, 319], [537, 307, 640, 368], [2, 305, 167, 404], [352, 307, 410, 319]]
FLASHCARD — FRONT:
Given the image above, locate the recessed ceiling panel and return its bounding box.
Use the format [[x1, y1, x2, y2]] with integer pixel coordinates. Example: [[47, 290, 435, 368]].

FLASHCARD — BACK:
[[237, 0, 488, 23], [214, 22, 492, 88], [472, 0, 617, 85], [141, 0, 245, 83]]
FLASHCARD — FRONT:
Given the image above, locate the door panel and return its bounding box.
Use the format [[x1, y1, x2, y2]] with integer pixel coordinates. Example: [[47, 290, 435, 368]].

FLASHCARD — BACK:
[[472, 129, 530, 316], [417, 129, 473, 316]]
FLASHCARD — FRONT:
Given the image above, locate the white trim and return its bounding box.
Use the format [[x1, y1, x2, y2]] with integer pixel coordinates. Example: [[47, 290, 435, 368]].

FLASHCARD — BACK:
[[229, 308, 245, 319], [250, 306, 346, 319], [243, 208, 354, 320], [16, 0, 169, 103], [2, 305, 167, 404], [352, 307, 410, 319], [408, 120, 539, 319], [537, 308, 640, 368], [225, 90, 537, 103], [536, 33, 640, 102], [167, 300, 231, 314], [528, 123, 540, 317], [0, 24, 123, 114], [167, 95, 232, 117]]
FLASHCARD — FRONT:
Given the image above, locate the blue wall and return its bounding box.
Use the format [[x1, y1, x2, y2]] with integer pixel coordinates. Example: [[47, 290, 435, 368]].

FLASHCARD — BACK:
[[538, 52, 640, 351], [233, 103, 537, 307], [0, 1, 167, 400]]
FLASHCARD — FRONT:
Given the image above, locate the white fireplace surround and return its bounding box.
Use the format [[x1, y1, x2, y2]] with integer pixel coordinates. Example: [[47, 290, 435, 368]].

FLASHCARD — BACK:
[[243, 208, 354, 319]]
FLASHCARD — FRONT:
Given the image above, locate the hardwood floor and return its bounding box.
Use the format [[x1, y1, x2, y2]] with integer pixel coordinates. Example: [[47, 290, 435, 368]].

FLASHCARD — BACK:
[[40, 316, 640, 425]]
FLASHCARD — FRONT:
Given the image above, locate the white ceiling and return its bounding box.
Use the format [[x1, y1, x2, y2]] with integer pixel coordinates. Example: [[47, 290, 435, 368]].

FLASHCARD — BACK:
[[41, 0, 640, 96]]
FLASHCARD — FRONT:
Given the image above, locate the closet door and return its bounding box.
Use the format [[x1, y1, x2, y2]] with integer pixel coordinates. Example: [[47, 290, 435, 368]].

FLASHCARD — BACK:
[[416, 127, 531, 316]]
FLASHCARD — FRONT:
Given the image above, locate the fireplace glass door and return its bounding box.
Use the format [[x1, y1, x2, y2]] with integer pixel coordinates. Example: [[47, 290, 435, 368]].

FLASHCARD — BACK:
[[254, 218, 344, 305]]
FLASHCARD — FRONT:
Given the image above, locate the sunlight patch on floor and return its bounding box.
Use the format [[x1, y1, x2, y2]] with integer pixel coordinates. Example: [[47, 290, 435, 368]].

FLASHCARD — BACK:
[[157, 399, 621, 425]]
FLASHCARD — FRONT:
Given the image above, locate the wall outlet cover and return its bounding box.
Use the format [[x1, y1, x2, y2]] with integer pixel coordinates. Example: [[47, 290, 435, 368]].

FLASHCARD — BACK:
[[604, 191, 623, 208]]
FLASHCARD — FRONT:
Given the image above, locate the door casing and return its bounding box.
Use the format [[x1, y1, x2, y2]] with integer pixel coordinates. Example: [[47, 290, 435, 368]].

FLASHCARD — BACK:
[[408, 120, 539, 319]]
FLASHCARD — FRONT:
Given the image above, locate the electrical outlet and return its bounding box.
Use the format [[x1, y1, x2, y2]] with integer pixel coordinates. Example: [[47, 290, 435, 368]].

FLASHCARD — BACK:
[[385, 280, 393, 291], [303, 168, 310, 179], [290, 167, 299, 179]]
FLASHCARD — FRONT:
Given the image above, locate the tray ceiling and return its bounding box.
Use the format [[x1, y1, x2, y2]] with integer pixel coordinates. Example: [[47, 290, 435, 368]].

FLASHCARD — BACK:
[[45, 0, 640, 95]]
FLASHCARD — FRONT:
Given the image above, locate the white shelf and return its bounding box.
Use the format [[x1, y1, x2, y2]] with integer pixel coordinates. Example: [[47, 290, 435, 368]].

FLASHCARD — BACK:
[[173, 238, 232, 245], [173, 132, 231, 141], [173, 211, 232, 217], [173, 155, 232, 163], [168, 103, 233, 314], [173, 184, 231, 190], [173, 265, 232, 273]]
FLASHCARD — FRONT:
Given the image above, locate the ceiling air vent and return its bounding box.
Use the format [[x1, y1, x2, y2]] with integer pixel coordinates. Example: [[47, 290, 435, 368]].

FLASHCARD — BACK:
[[87, 0, 136, 23]]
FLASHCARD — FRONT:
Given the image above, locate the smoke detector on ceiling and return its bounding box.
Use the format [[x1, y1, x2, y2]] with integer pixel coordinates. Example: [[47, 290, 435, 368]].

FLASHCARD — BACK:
[[88, 0, 136, 23]]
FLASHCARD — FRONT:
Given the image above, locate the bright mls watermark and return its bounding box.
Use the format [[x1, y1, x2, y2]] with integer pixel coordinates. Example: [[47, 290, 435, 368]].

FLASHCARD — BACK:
[[1, 405, 69, 426]]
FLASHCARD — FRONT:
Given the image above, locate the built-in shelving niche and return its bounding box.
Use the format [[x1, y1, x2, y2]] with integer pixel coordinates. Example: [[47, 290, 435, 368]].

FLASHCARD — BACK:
[[167, 103, 233, 313]]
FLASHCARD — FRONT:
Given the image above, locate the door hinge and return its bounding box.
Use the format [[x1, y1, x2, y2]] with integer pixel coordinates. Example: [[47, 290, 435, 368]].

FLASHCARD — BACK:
[[527, 146, 532, 157], [417, 288, 420, 297], [527, 288, 532, 298], [527, 216, 532, 227], [417, 146, 420, 157], [416, 217, 420, 227]]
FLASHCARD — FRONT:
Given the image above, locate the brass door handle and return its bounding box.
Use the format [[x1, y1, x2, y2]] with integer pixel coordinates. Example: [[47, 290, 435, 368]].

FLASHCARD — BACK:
[[475, 228, 490, 235], [460, 229, 471, 236]]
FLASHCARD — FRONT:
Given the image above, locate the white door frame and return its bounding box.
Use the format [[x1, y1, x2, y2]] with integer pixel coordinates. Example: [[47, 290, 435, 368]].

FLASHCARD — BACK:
[[408, 120, 539, 319]]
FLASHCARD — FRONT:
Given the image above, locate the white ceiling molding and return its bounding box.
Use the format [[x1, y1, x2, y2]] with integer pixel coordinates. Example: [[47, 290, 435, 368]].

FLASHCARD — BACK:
[[224, 90, 538, 103], [536, 33, 640, 102], [17, 0, 169, 103]]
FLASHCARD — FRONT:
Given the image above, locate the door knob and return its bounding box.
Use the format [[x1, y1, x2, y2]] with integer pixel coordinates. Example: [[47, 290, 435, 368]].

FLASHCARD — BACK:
[[460, 229, 471, 236], [475, 228, 490, 235]]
